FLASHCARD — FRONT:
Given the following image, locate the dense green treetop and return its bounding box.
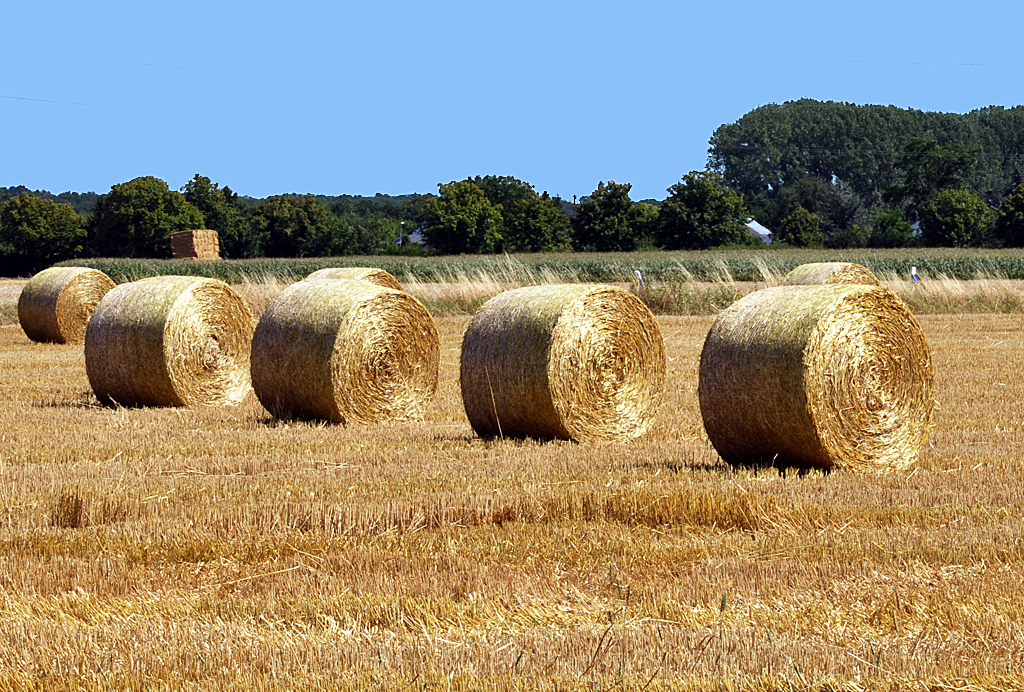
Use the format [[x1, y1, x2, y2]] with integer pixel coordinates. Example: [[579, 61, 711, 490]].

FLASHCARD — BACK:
[[774, 205, 824, 248], [0, 193, 85, 275], [710, 100, 1024, 214], [469, 176, 571, 252], [995, 182, 1024, 247], [181, 174, 251, 258], [884, 138, 979, 222], [248, 195, 333, 257], [572, 181, 652, 252], [919, 188, 993, 248], [657, 171, 752, 250], [866, 210, 917, 248], [422, 181, 503, 254], [89, 177, 205, 258]]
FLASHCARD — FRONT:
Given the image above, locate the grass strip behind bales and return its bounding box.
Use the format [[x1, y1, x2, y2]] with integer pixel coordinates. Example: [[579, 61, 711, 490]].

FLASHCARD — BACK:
[[55, 247, 1024, 284]]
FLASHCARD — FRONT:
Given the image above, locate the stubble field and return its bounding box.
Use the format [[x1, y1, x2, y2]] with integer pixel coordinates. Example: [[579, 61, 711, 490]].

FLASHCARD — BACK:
[[0, 300, 1022, 689]]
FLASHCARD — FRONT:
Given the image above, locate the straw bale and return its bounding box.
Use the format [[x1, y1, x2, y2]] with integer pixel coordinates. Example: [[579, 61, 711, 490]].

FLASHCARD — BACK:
[[460, 284, 666, 442], [17, 267, 116, 344], [698, 284, 934, 471], [303, 267, 402, 291], [170, 229, 221, 260], [251, 279, 439, 424], [85, 276, 255, 407], [783, 262, 880, 286]]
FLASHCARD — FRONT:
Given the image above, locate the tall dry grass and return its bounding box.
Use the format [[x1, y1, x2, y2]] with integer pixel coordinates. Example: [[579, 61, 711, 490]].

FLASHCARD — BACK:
[[0, 308, 1023, 689], [4, 269, 1023, 323]]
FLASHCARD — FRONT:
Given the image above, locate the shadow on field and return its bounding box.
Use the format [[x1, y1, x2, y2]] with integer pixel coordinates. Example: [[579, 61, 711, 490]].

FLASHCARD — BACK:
[[31, 392, 103, 409]]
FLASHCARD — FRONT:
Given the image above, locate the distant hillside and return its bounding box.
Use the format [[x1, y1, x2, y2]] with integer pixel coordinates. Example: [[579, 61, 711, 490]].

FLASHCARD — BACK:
[[0, 186, 100, 215]]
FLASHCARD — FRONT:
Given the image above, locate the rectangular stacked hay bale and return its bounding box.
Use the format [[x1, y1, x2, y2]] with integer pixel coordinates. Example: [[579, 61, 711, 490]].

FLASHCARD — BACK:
[[170, 229, 221, 260]]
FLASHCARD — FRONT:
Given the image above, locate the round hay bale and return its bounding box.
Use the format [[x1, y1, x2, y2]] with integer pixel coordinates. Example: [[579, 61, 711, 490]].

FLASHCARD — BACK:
[[85, 276, 255, 407], [251, 279, 439, 424], [698, 284, 934, 471], [17, 267, 116, 344], [460, 284, 666, 442], [303, 267, 402, 291], [783, 262, 880, 286]]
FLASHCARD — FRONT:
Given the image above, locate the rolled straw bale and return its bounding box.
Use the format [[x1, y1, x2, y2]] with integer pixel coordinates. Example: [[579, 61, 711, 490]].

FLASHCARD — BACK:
[[251, 279, 439, 424], [18, 267, 116, 344], [783, 262, 880, 286], [303, 267, 402, 291], [85, 276, 255, 407], [698, 284, 934, 471], [460, 284, 666, 442]]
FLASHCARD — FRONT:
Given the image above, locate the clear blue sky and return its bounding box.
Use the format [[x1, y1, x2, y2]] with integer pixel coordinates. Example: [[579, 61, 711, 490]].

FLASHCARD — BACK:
[[3, 0, 1021, 202]]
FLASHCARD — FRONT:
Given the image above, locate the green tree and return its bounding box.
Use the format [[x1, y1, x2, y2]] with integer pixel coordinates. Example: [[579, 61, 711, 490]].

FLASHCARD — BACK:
[[0, 193, 85, 274], [469, 176, 571, 252], [572, 181, 649, 252], [885, 138, 979, 221], [248, 195, 333, 257], [326, 214, 403, 255], [768, 176, 867, 245], [657, 171, 751, 249], [867, 210, 917, 248], [994, 181, 1024, 247], [774, 206, 824, 247], [89, 177, 204, 258], [919, 188, 994, 247], [422, 181, 503, 254], [709, 100, 1024, 219], [181, 174, 252, 258]]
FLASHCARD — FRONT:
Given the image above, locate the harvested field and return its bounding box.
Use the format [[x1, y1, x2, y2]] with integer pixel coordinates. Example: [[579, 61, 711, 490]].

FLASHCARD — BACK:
[[0, 311, 1022, 690]]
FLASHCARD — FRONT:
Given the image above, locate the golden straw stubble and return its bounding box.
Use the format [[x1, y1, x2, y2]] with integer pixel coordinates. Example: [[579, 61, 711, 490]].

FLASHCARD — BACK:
[[782, 262, 880, 286], [460, 284, 666, 442], [698, 284, 935, 471], [251, 279, 439, 424], [303, 267, 403, 291], [85, 276, 255, 407], [17, 267, 116, 344]]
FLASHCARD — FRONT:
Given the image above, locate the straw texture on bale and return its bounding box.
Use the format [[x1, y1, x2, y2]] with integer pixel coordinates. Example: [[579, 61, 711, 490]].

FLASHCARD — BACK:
[[303, 267, 403, 291], [251, 279, 439, 424], [170, 229, 221, 260], [783, 262, 880, 286], [460, 284, 666, 442], [698, 284, 934, 471], [85, 276, 255, 407], [18, 267, 116, 344]]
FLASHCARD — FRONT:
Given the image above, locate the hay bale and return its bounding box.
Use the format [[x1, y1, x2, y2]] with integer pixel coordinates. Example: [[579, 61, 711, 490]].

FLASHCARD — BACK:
[[251, 279, 439, 424], [303, 267, 402, 291], [698, 284, 934, 471], [460, 284, 666, 442], [170, 229, 221, 260], [783, 262, 880, 286], [85, 276, 254, 407], [18, 267, 116, 344]]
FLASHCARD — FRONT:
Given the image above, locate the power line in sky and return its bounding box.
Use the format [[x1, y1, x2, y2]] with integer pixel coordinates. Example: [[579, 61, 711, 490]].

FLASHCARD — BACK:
[[845, 60, 1021, 68], [1, 94, 112, 108]]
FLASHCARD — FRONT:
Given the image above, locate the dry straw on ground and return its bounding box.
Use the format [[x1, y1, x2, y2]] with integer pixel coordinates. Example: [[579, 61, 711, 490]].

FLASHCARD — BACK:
[[460, 284, 666, 442], [783, 261, 880, 286], [251, 279, 439, 424], [699, 284, 934, 471], [303, 267, 403, 290], [17, 266, 116, 344], [170, 229, 221, 260], [85, 276, 255, 407]]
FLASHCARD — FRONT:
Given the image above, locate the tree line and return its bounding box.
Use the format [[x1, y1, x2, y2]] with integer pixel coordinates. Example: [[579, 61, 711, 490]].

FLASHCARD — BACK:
[[4, 99, 1024, 275]]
